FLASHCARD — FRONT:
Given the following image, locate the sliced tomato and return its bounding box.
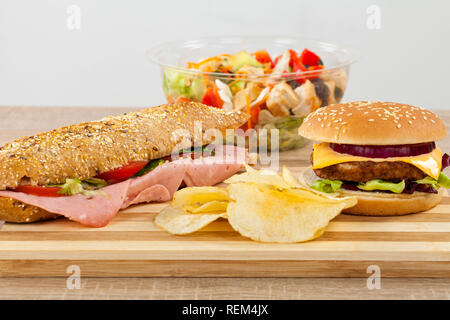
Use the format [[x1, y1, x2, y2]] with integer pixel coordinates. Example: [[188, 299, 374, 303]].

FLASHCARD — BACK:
[[253, 50, 272, 64], [14, 185, 64, 197], [96, 161, 148, 183], [299, 48, 322, 67], [202, 87, 224, 109]]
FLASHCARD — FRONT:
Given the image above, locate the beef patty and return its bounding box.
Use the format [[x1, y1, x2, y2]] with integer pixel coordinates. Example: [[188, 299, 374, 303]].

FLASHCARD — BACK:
[[312, 156, 427, 182]]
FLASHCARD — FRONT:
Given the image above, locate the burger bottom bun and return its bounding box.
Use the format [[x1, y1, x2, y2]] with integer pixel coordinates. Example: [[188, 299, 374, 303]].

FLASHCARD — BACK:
[[299, 168, 445, 216], [336, 187, 444, 216]]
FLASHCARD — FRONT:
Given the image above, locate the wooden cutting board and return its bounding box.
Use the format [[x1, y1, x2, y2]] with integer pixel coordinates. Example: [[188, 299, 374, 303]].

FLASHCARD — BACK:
[[0, 107, 449, 278], [1, 165, 449, 278]]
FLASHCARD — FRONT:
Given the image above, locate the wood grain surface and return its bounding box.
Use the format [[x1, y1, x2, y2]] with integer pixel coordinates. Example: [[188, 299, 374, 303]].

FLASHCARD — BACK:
[[1, 277, 449, 300], [0, 106, 449, 299], [1, 167, 450, 278]]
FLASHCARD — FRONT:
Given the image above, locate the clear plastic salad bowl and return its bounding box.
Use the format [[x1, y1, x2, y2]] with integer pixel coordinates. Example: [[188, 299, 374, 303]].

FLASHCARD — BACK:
[[148, 36, 358, 151]]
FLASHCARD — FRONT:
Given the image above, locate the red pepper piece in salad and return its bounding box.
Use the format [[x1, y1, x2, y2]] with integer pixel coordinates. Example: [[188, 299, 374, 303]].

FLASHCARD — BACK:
[[306, 65, 325, 80], [253, 50, 272, 65], [202, 87, 224, 109], [288, 49, 299, 68], [283, 49, 307, 85], [271, 55, 281, 69], [291, 57, 307, 73], [250, 105, 261, 126], [299, 48, 323, 67]]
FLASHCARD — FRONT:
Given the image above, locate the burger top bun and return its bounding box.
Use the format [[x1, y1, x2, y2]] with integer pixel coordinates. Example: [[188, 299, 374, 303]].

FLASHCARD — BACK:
[[298, 101, 446, 145]]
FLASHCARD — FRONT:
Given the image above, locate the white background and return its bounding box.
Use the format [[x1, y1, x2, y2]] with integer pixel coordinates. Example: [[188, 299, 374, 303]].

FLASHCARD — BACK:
[[1, 0, 449, 109]]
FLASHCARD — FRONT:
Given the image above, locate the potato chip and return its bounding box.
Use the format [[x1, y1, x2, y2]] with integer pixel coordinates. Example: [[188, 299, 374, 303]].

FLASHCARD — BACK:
[[282, 166, 302, 188], [155, 205, 227, 235], [283, 187, 356, 203], [225, 164, 290, 189], [172, 186, 229, 207], [226, 183, 357, 243], [312, 228, 326, 240], [183, 200, 228, 214], [156, 165, 356, 242]]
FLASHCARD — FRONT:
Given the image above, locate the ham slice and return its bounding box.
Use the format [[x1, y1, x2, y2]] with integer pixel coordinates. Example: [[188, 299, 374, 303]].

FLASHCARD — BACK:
[[184, 158, 244, 186], [184, 144, 247, 186], [0, 145, 248, 227], [121, 161, 188, 208], [0, 181, 130, 227], [123, 184, 172, 208]]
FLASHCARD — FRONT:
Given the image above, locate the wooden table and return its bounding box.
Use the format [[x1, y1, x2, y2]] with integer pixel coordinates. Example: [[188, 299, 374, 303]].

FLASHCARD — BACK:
[[0, 106, 449, 300]]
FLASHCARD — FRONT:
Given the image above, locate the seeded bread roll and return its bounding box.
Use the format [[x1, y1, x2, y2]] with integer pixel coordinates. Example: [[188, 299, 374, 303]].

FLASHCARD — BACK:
[[0, 102, 249, 223], [299, 101, 446, 145], [0, 197, 59, 223]]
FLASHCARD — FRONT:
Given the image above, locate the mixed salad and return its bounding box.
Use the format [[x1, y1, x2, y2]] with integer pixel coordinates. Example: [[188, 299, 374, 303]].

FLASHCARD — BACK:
[[162, 48, 348, 150]]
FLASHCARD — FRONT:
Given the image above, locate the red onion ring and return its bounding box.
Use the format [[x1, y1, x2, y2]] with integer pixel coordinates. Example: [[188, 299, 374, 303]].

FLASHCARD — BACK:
[[341, 180, 438, 194], [329, 142, 436, 158], [442, 153, 450, 169]]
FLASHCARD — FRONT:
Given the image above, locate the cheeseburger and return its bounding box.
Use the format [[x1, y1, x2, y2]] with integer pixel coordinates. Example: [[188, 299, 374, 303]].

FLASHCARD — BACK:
[[298, 101, 450, 216]]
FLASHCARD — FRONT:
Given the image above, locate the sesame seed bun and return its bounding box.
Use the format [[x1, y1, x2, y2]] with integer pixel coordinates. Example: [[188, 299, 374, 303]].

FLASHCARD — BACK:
[[298, 101, 446, 145], [338, 187, 444, 216], [299, 168, 444, 216]]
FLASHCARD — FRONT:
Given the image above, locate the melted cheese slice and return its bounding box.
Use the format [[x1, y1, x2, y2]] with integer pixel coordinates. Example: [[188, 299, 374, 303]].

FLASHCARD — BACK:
[[312, 143, 442, 180]]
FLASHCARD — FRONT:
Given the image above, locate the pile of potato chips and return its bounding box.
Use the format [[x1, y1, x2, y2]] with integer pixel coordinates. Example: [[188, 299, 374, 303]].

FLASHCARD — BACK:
[[155, 165, 357, 243]]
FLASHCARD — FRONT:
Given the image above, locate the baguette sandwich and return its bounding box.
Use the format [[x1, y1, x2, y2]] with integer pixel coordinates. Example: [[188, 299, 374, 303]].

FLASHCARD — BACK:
[[0, 102, 249, 227]]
